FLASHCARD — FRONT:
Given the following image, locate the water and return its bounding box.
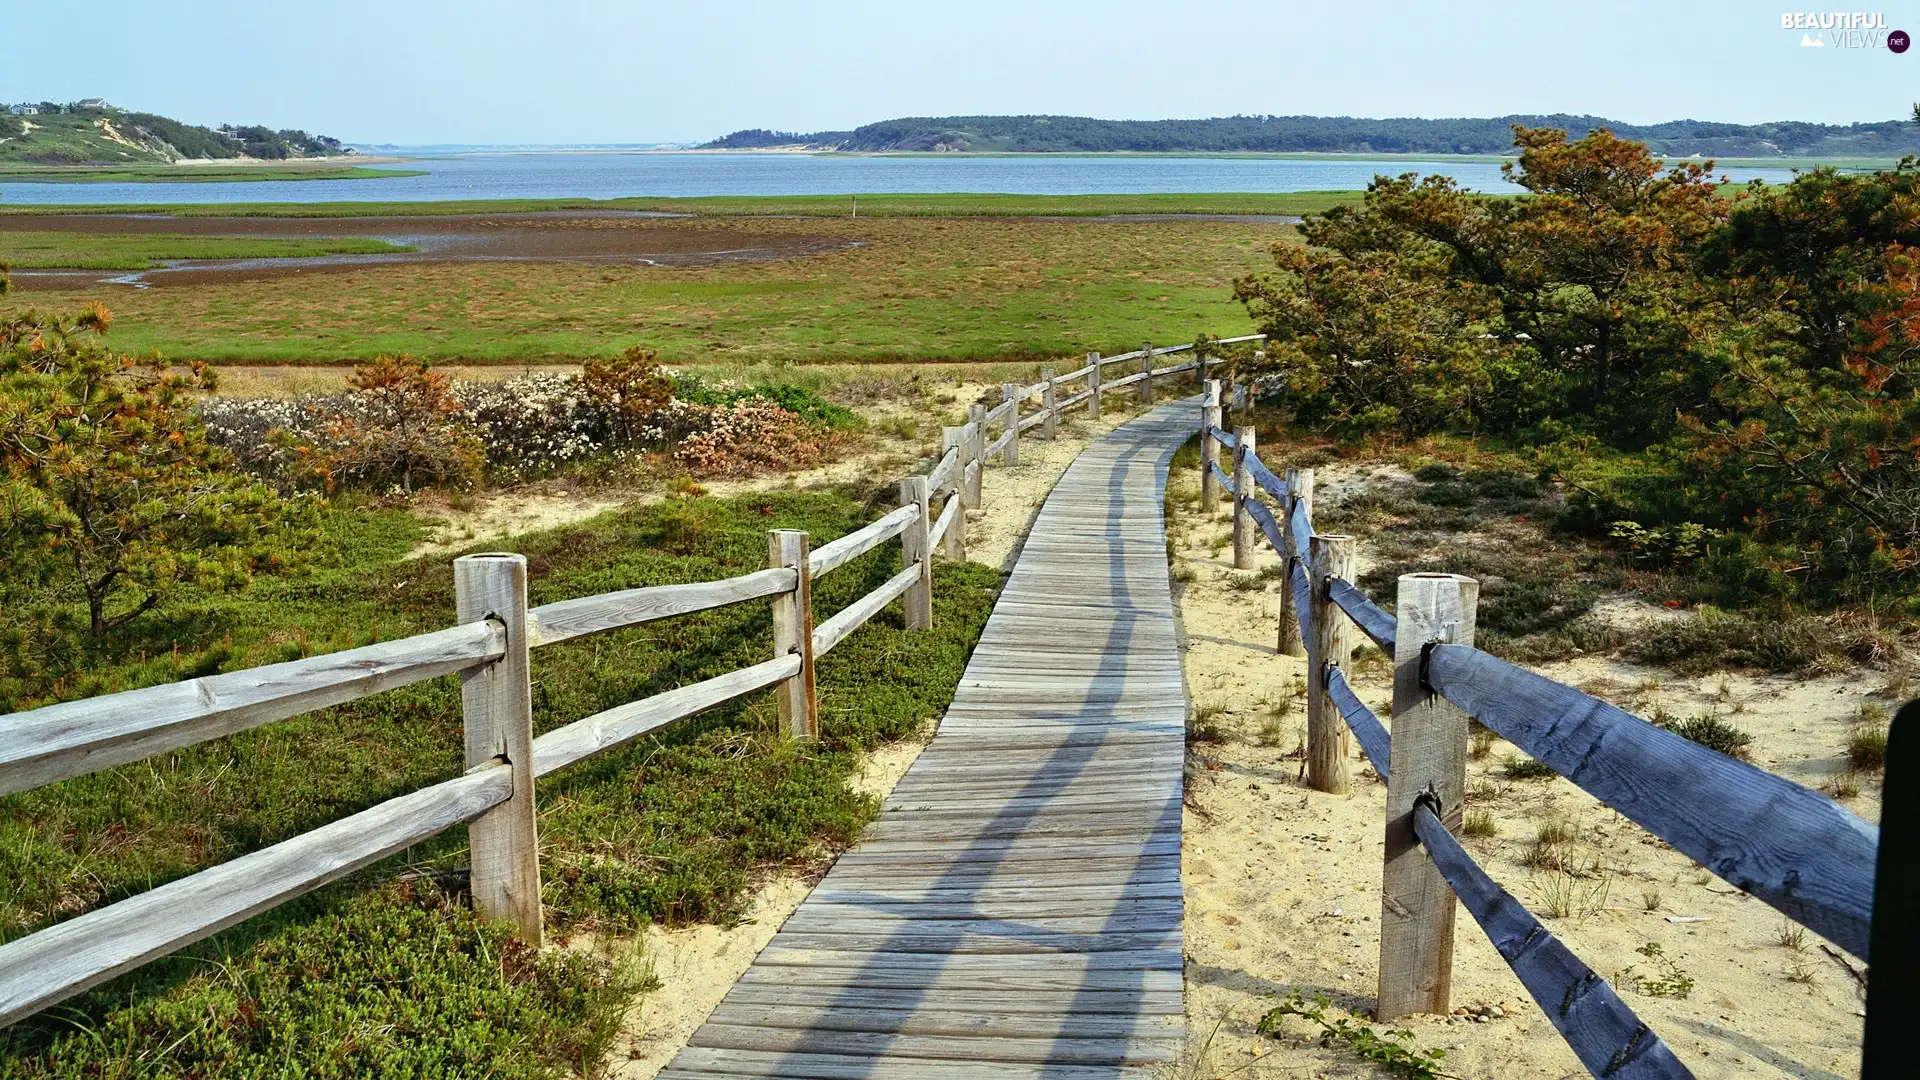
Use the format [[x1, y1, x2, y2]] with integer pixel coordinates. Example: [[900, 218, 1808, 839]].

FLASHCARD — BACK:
[[0, 151, 1821, 206]]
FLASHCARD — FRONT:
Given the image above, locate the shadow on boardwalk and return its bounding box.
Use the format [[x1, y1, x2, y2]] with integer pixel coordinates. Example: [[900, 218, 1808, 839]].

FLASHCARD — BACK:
[[661, 401, 1200, 1078]]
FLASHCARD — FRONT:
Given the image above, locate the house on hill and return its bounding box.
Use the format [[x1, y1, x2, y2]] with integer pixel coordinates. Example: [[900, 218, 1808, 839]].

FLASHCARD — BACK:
[[8, 103, 38, 115], [74, 98, 111, 109]]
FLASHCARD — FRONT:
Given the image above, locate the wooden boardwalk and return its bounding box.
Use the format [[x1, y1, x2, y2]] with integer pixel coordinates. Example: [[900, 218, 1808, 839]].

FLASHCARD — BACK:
[[661, 402, 1197, 1079]]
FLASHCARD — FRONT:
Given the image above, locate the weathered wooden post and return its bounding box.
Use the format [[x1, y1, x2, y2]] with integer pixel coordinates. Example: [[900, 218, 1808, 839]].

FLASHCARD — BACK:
[[900, 476, 934, 630], [940, 426, 968, 561], [1140, 342, 1155, 406], [1200, 381, 1222, 514], [1378, 572, 1479, 1020], [1244, 349, 1264, 423], [1040, 368, 1057, 439], [1278, 467, 1314, 658], [1232, 425, 1256, 570], [966, 405, 987, 508], [1087, 351, 1102, 420], [453, 553, 543, 944], [1195, 343, 1209, 393], [767, 530, 818, 740], [1307, 534, 1356, 794], [1001, 383, 1022, 466], [941, 424, 966, 493]]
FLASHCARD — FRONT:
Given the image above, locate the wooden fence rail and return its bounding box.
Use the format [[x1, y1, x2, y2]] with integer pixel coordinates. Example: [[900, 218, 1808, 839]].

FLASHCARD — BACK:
[[0, 334, 1262, 1031], [1196, 382, 1878, 1078]]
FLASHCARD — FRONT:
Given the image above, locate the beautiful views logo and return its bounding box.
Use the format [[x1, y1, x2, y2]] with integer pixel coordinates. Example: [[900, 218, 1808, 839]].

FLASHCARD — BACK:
[[1780, 11, 1909, 48]]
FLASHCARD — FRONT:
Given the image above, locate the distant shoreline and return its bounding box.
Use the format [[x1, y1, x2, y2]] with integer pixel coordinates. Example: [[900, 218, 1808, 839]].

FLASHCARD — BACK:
[[172, 154, 412, 167], [403, 146, 1894, 169]]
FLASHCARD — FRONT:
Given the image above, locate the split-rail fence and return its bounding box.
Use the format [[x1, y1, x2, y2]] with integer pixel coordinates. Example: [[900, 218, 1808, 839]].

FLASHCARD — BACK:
[[1198, 380, 1878, 1080], [0, 336, 1260, 1030]]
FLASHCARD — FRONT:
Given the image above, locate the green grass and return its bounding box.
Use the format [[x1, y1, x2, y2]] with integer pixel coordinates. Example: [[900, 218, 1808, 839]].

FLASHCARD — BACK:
[[0, 230, 414, 269], [8, 213, 1290, 365], [0, 165, 425, 184], [0, 190, 1365, 219], [0, 489, 1000, 1074]]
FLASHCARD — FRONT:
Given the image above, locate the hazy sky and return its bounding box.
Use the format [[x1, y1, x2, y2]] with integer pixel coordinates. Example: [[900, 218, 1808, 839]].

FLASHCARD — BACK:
[[9, 0, 1915, 144]]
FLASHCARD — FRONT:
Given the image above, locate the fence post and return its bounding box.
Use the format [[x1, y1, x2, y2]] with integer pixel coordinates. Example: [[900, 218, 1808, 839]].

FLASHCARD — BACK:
[[1001, 382, 1021, 467], [900, 475, 933, 630], [768, 530, 818, 740], [1195, 345, 1208, 393], [1040, 367, 1057, 439], [966, 405, 987, 508], [1245, 349, 1264, 423], [453, 553, 543, 945], [1087, 351, 1102, 420], [1200, 381, 1222, 514], [1232, 425, 1255, 570], [1278, 467, 1314, 658], [1140, 342, 1155, 406], [940, 426, 969, 561], [1378, 572, 1479, 1020], [1307, 534, 1356, 795]]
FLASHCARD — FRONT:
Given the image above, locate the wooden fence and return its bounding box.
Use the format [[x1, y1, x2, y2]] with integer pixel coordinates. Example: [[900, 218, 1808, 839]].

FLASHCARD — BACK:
[[0, 335, 1262, 1030], [1198, 381, 1879, 1079]]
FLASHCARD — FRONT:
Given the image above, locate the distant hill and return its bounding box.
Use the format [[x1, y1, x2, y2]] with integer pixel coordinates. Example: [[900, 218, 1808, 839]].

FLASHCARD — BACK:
[[702, 114, 1920, 158], [0, 101, 351, 164]]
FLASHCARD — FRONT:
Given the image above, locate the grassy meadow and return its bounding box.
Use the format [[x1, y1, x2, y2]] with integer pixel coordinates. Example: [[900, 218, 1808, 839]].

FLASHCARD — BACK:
[[3, 212, 1299, 364]]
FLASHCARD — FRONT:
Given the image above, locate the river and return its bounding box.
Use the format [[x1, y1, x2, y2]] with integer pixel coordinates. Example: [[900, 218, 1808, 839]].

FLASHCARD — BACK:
[[0, 151, 1821, 206]]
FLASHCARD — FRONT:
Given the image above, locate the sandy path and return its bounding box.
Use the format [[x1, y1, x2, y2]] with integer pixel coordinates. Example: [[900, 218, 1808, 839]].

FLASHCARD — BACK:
[[1166, 456, 1881, 1079]]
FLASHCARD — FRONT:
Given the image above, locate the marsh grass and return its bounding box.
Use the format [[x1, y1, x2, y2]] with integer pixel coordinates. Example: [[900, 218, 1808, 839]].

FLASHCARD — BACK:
[[5, 214, 1295, 365], [0, 230, 411, 270]]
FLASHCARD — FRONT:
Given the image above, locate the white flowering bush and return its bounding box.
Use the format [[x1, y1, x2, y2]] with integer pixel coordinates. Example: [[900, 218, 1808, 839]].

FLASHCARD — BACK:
[[460, 374, 616, 480], [198, 363, 856, 491]]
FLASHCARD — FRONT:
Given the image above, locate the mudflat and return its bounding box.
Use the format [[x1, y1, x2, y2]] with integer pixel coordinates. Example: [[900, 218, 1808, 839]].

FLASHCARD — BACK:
[[2, 211, 854, 288]]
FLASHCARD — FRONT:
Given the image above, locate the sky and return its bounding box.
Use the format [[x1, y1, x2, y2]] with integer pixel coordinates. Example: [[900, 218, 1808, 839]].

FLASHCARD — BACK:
[[8, 0, 1916, 145]]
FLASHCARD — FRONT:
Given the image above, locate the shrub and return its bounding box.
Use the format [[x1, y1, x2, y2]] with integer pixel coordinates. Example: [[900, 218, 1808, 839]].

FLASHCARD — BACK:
[[0, 301, 311, 636], [1503, 756, 1559, 780], [326, 356, 483, 492], [459, 373, 614, 479], [582, 345, 673, 443], [1660, 712, 1754, 760], [672, 373, 863, 431], [200, 367, 859, 490], [1628, 608, 1836, 674], [668, 399, 853, 477]]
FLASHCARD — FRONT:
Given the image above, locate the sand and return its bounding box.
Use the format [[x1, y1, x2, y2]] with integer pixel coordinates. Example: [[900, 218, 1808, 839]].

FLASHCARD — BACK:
[[1164, 457, 1883, 1079]]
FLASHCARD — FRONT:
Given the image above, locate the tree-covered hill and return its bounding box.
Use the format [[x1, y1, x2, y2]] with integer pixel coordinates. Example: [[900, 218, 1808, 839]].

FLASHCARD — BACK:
[[702, 113, 1920, 158], [0, 101, 351, 164]]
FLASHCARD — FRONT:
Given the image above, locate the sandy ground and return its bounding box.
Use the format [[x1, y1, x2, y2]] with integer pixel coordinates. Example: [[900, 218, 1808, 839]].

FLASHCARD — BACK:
[[1165, 457, 1884, 1079], [547, 386, 1162, 1077]]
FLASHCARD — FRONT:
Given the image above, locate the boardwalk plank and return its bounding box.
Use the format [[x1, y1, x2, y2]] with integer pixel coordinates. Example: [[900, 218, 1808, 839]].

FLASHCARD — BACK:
[[666, 401, 1197, 1077]]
